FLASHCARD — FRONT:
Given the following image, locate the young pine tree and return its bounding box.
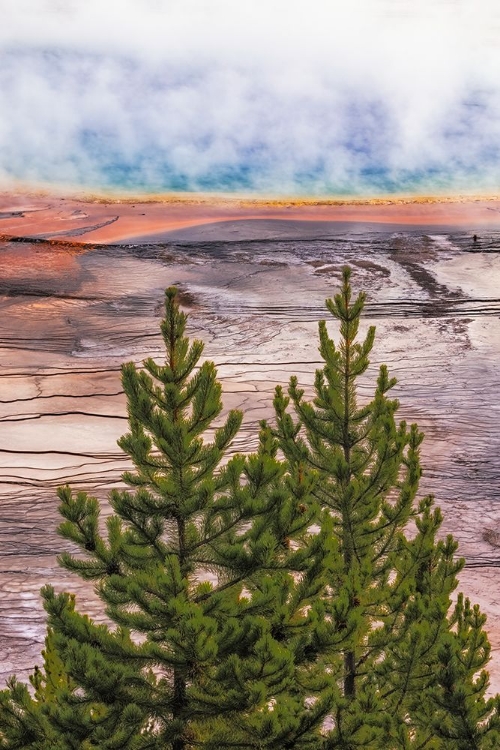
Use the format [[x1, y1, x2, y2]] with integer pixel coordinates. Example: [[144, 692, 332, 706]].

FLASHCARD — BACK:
[[422, 593, 500, 749], [2, 276, 500, 749], [0, 612, 78, 750], [270, 267, 500, 747], [0, 287, 332, 749]]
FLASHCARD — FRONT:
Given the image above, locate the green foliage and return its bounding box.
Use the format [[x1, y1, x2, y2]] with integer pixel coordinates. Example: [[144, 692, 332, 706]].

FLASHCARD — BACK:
[[1, 274, 499, 749], [0, 620, 77, 750], [269, 267, 500, 747], [29, 631, 71, 703], [0, 287, 327, 749], [421, 593, 500, 749]]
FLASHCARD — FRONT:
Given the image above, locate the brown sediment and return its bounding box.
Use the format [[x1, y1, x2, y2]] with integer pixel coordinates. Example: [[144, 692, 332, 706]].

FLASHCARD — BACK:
[[0, 242, 83, 283], [1, 190, 500, 245]]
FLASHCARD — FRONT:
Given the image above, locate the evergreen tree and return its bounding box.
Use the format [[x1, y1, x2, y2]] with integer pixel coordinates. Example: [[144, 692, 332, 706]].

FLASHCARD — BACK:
[[424, 593, 500, 749], [0, 287, 331, 749], [270, 267, 500, 747], [0, 622, 76, 750], [2, 275, 500, 749]]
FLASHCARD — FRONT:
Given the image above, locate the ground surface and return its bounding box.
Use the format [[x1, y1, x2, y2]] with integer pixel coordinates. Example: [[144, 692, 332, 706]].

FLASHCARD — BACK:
[[2, 192, 500, 689]]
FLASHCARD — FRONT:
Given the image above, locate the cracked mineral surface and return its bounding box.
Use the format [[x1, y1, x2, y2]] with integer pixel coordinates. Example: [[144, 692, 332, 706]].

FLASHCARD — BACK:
[[2, 194, 500, 690]]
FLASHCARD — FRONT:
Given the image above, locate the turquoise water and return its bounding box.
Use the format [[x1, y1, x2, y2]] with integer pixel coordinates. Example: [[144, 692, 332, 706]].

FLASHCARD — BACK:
[[1, 46, 499, 197]]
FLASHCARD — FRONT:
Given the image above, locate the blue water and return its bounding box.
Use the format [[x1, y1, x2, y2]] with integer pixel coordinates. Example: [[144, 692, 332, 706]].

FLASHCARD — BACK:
[[1, 47, 499, 196]]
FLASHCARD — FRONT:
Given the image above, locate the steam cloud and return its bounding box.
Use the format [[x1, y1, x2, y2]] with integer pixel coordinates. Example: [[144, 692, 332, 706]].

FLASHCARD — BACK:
[[1, 0, 500, 195]]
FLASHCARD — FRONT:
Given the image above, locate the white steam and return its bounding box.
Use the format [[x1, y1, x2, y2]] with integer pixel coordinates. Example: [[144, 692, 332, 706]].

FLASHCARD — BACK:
[[1, 0, 500, 194]]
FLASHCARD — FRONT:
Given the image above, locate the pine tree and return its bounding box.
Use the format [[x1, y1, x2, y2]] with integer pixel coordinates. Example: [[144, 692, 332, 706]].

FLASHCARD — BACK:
[[270, 267, 500, 747], [41, 286, 297, 748], [2, 276, 500, 748], [423, 593, 500, 749], [0, 287, 332, 749], [0, 622, 76, 749]]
